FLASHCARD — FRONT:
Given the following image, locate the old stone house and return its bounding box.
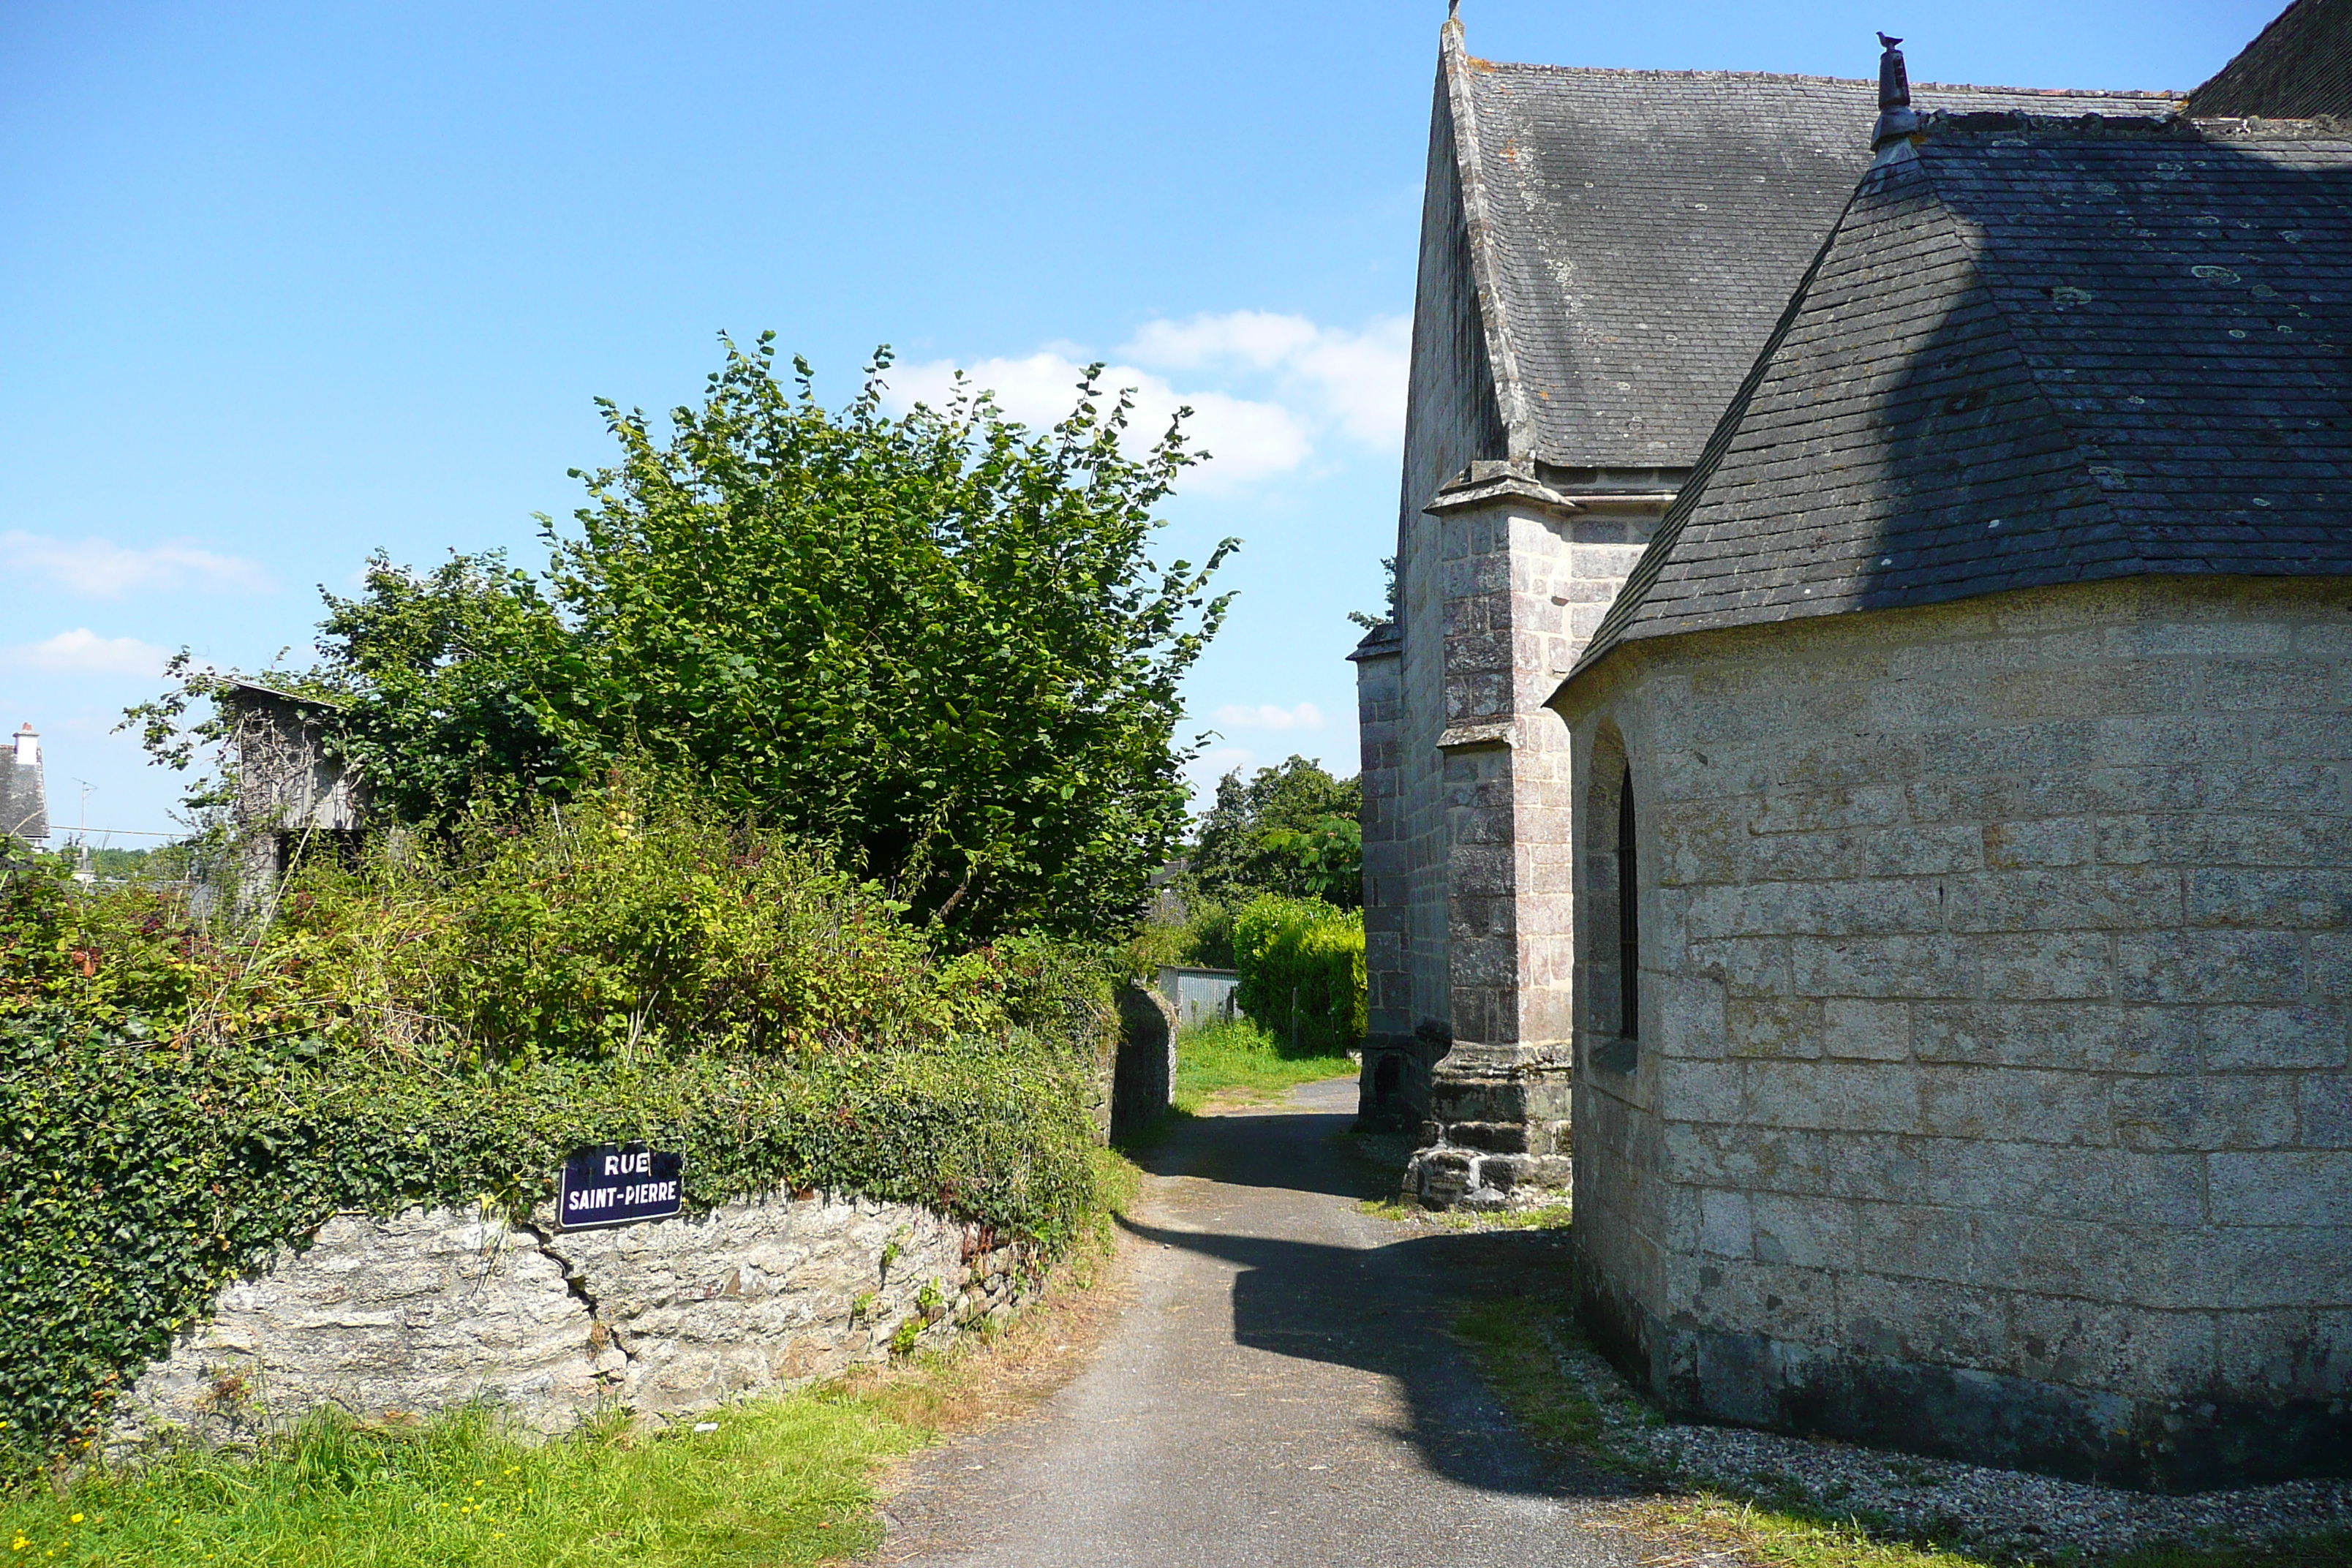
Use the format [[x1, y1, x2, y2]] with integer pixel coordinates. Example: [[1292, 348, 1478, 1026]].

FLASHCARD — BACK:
[[1357, 1, 2349, 1488], [222, 680, 366, 907], [1, 724, 48, 846]]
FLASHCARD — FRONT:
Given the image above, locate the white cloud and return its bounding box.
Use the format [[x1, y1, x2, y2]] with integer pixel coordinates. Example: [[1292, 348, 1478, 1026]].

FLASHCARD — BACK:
[[9, 629, 173, 677], [1122, 310, 1411, 448], [0, 532, 274, 598], [881, 309, 1407, 496], [883, 353, 1311, 491], [1123, 310, 1324, 372], [1210, 701, 1324, 731]]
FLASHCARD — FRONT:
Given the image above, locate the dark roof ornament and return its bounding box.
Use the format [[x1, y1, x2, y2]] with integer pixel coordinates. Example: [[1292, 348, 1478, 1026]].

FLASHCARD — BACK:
[[1872, 32, 1921, 149]]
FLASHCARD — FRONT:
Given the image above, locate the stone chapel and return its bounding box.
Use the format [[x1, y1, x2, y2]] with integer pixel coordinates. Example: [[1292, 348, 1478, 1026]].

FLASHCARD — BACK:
[[1354, 0, 2349, 1488]]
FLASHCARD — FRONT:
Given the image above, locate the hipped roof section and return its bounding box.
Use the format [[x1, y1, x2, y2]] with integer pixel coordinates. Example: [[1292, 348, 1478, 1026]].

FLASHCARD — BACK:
[[2187, 0, 2352, 118], [1439, 19, 2181, 470], [1559, 112, 2352, 690]]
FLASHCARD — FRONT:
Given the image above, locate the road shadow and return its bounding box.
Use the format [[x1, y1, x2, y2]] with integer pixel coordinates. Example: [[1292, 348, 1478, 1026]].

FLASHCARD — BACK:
[[1116, 1096, 1643, 1502], [1125, 1105, 1399, 1202]]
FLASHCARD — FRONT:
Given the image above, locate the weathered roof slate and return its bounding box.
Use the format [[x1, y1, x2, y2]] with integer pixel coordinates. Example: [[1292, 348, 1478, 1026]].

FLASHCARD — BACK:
[[1563, 113, 2352, 683], [2187, 0, 2352, 118], [1450, 36, 2182, 470]]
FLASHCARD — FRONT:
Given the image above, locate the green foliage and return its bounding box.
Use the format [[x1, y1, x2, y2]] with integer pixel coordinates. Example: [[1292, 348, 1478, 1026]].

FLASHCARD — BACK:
[[1179, 900, 1240, 970], [0, 1013, 1097, 1467], [312, 551, 580, 820], [130, 339, 1237, 945], [1121, 897, 1237, 976], [0, 1395, 919, 1566], [1228, 896, 1365, 1059], [1187, 757, 1362, 910], [63, 843, 197, 883], [0, 785, 1115, 1467], [3, 783, 1102, 1065], [1171, 1017, 1353, 1113]]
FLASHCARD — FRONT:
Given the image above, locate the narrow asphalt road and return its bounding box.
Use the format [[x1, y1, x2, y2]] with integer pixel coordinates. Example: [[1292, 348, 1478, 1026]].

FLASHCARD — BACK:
[[879, 1078, 1644, 1567]]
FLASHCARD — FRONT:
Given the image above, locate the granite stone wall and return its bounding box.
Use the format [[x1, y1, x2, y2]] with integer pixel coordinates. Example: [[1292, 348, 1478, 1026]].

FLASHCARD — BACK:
[[117, 1191, 1029, 1447], [1387, 470, 1661, 1206], [1554, 575, 2352, 1489]]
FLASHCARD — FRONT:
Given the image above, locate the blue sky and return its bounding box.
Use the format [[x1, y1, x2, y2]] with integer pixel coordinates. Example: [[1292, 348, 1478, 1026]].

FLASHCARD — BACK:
[[1, 0, 2274, 843]]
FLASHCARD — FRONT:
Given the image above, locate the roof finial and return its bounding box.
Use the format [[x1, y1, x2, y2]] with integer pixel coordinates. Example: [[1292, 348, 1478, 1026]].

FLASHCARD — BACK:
[[1871, 31, 1921, 148]]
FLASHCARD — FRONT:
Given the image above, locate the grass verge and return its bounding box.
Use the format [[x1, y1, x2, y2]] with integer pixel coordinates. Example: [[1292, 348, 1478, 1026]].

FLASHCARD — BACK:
[[1172, 1018, 1354, 1113], [1357, 1199, 1575, 1232], [0, 1398, 913, 1567], [1442, 1284, 2352, 1568], [2, 1147, 1148, 1567]]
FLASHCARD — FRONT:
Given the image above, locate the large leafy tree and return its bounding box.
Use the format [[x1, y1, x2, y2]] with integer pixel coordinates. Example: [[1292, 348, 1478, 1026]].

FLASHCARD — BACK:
[[1186, 755, 1362, 910], [134, 338, 1235, 944]]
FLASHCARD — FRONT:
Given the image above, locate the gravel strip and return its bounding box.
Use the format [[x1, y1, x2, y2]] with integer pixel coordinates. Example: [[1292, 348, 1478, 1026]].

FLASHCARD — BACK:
[[1542, 1330, 2352, 1561]]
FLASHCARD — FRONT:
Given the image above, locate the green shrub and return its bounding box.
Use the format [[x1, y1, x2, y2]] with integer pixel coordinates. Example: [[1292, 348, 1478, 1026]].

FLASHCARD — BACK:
[[0, 784, 1117, 1470], [1122, 897, 1236, 977], [1, 784, 1107, 1066], [1229, 896, 1365, 1059], [1181, 900, 1238, 970]]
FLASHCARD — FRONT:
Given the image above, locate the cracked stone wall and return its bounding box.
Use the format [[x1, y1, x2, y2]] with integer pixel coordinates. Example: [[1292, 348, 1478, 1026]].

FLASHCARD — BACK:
[[116, 1190, 1029, 1445], [1553, 576, 2352, 1489]]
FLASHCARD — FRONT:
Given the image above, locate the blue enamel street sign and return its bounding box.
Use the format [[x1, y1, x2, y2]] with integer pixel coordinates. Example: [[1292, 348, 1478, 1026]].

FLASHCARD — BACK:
[[557, 1143, 684, 1230]]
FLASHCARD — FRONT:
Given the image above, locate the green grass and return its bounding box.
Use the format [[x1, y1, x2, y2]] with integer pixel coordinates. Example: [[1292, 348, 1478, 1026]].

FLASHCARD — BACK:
[[1, 1397, 917, 1567], [1450, 1300, 1607, 1455], [1360, 1198, 1575, 1230], [1171, 1018, 1354, 1112]]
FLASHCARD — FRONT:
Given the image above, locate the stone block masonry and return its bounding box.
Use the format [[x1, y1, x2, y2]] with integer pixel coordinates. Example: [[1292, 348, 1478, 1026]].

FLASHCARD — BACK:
[[116, 1190, 1029, 1447], [1365, 461, 1664, 1205], [1555, 576, 2352, 1490]]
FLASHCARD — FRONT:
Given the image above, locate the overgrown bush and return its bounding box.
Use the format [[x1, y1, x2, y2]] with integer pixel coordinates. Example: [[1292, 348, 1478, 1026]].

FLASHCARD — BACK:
[[1, 783, 1098, 1064], [1122, 897, 1237, 977], [1229, 895, 1365, 1059], [0, 788, 1114, 1469]]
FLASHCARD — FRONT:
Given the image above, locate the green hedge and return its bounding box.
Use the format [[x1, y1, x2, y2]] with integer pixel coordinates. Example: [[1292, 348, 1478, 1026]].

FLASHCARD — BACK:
[[1229, 896, 1365, 1059], [0, 1013, 1098, 1469], [0, 786, 1120, 1472]]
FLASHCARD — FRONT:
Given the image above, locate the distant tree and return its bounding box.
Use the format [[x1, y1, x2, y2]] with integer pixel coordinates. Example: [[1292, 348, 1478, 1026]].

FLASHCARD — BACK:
[[1187, 755, 1362, 910], [129, 336, 1236, 946]]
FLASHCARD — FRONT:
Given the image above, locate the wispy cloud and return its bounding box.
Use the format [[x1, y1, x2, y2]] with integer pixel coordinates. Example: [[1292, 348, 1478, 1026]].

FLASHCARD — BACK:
[[8, 629, 173, 678], [1122, 311, 1410, 448], [0, 532, 274, 598], [1210, 701, 1324, 731], [882, 309, 1408, 494], [882, 353, 1311, 491]]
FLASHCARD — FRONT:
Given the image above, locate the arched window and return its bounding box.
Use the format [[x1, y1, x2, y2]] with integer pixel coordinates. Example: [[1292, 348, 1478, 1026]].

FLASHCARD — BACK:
[[1617, 772, 1638, 1040]]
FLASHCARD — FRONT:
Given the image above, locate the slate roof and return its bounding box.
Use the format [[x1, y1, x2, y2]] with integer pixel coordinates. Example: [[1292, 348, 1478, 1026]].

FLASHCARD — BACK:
[[2187, 0, 2352, 118], [1562, 113, 2352, 683], [1450, 37, 2182, 470]]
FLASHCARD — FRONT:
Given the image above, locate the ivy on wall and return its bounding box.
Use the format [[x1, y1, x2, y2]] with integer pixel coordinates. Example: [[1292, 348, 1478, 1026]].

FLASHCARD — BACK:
[[0, 1014, 1098, 1470]]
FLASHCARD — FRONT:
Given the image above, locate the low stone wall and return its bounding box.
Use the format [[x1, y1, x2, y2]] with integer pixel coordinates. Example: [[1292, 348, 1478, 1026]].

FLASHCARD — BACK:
[[116, 1190, 1028, 1447]]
